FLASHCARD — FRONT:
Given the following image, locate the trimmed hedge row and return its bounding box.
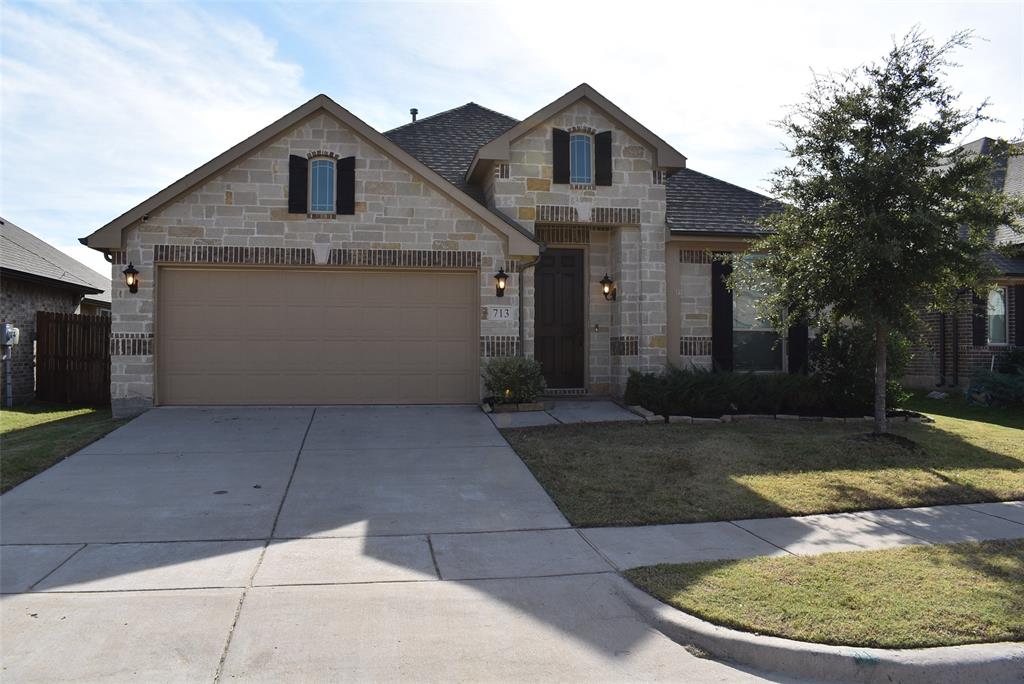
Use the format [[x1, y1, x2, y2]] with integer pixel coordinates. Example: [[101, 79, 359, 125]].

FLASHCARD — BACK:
[[624, 366, 902, 418]]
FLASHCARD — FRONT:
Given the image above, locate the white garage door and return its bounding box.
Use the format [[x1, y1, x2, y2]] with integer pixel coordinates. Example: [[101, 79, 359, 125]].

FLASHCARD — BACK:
[[156, 267, 479, 405]]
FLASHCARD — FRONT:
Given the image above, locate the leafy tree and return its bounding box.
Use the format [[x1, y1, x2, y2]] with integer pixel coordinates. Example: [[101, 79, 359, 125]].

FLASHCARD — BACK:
[[736, 29, 1022, 433]]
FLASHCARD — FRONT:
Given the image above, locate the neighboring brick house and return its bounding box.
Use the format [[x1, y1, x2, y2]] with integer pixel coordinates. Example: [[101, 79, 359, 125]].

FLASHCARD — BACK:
[[1, 217, 111, 404], [80, 84, 787, 418], [904, 138, 1024, 388]]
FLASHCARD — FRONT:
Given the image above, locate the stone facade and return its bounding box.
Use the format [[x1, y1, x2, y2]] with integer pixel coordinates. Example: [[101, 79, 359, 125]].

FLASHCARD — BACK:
[[485, 100, 667, 394], [0, 277, 83, 404], [108, 112, 518, 416]]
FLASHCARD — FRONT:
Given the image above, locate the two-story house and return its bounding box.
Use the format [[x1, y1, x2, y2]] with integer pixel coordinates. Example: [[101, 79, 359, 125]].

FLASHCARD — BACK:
[[81, 84, 791, 417]]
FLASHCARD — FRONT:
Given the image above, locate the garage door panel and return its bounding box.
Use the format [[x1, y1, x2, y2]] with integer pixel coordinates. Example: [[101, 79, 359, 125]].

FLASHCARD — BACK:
[[158, 268, 479, 405]]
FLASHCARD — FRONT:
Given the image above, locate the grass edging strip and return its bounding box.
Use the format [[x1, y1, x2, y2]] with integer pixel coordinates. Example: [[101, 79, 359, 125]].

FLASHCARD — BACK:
[[612, 574, 1024, 684]]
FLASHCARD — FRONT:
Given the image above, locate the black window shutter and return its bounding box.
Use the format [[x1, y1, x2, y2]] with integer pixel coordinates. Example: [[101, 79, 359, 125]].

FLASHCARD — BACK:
[[787, 322, 809, 374], [288, 155, 308, 214], [594, 131, 612, 186], [711, 258, 733, 371], [1015, 285, 1024, 346], [971, 293, 987, 346], [552, 128, 570, 184], [337, 156, 355, 215]]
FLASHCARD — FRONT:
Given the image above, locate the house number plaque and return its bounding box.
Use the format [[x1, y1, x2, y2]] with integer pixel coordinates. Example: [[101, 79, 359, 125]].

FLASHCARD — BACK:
[[487, 306, 513, 320]]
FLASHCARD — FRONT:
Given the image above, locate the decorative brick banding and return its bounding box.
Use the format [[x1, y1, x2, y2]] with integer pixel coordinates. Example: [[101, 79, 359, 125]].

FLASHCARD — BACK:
[[480, 335, 520, 357], [536, 225, 609, 245], [154, 245, 316, 265], [611, 335, 640, 356], [680, 336, 712, 356], [536, 205, 579, 223], [536, 205, 640, 226], [111, 333, 153, 356], [680, 249, 713, 264], [328, 249, 480, 269]]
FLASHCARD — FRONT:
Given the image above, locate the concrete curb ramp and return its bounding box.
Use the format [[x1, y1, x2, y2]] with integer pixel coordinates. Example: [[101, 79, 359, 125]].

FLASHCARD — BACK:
[[613, 575, 1024, 684]]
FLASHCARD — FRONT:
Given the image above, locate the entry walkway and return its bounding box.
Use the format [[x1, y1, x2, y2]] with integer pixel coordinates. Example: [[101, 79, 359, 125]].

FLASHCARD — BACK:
[[580, 501, 1024, 569]]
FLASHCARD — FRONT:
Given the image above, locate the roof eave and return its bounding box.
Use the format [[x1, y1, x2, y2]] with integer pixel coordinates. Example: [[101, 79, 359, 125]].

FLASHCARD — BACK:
[[0, 267, 104, 295]]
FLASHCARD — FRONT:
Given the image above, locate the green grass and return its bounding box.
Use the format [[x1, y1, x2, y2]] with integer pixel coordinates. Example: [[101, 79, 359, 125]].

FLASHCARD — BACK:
[[501, 415, 1023, 526], [0, 402, 128, 493], [904, 389, 1024, 430], [625, 540, 1024, 649]]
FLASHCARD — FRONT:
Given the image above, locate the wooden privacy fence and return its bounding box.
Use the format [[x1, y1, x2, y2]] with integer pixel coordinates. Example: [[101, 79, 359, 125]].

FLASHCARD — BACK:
[[35, 312, 111, 404]]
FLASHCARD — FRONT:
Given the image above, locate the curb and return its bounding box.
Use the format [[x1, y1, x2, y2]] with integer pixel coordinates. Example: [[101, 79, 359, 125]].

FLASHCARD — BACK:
[[613, 575, 1024, 684]]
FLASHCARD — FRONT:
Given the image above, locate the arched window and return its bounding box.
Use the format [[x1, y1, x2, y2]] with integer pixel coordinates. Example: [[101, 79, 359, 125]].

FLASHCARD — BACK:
[[310, 158, 335, 213], [569, 133, 593, 184]]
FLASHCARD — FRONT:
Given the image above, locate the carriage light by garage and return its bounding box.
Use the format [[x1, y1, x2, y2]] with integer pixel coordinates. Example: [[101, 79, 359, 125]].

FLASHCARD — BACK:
[[123, 262, 140, 294], [600, 273, 616, 301], [494, 268, 508, 297]]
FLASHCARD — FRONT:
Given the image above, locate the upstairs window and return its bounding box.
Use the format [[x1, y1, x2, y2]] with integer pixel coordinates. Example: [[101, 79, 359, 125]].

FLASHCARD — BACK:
[[988, 287, 1008, 344], [310, 158, 335, 213], [569, 133, 593, 184]]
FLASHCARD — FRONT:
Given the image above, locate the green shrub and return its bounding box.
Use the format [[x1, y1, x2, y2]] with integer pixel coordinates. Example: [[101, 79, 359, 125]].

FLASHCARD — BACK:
[[997, 348, 1024, 374], [625, 366, 846, 418], [968, 370, 1024, 407], [483, 356, 546, 404], [810, 318, 910, 414]]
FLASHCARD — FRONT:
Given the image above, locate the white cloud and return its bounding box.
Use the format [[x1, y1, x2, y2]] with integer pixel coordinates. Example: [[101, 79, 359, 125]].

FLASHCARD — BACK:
[[0, 1, 304, 261]]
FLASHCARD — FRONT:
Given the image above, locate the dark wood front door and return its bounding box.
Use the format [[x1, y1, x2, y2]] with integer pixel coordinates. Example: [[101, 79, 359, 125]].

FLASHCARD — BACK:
[[535, 248, 585, 388]]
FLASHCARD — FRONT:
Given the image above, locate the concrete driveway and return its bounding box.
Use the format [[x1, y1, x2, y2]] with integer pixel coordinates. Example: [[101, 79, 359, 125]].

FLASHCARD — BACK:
[[1, 406, 789, 682]]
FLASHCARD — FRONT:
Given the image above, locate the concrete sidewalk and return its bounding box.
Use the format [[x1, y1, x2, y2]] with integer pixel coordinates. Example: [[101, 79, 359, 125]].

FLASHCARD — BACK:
[[487, 398, 643, 428], [580, 501, 1024, 569]]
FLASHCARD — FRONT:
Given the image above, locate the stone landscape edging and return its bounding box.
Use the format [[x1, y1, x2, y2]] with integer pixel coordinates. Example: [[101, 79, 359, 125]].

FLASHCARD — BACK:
[[627, 406, 931, 425], [613, 575, 1024, 684]]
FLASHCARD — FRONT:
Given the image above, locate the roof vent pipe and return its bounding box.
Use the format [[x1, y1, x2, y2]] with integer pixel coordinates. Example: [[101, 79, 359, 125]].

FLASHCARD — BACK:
[[410, 108, 418, 122]]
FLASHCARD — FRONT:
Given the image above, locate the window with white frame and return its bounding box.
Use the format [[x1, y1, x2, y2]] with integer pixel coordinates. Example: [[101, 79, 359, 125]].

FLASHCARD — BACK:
[[310, 158, 335, 213], [987, 287, 1008, 344], [569, 133, 593, 184], [733, 257, 784, 371]]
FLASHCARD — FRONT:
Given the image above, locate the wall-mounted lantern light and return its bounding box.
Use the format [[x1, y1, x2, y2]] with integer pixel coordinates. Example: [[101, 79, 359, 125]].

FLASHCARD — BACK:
[[123, 262, 139, 294], [600, 273, 616, 301], [494, 268, 508, 297]]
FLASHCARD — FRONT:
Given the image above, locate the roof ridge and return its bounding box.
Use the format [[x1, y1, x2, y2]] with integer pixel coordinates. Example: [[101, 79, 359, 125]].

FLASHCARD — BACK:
[[384, 101, 518, 135]]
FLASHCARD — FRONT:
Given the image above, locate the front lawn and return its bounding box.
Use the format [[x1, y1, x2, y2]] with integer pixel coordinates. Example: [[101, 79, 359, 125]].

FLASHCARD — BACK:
[[904, 389, 1024, 430], [501, 415, 1023, 526], [0, 403, 128, 493], [625, 539, 1024, 649]]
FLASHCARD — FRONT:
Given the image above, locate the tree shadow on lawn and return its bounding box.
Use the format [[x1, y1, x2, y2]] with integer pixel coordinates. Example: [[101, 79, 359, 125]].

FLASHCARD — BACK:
[[623, 538, 1024, 649], [501, 419, 1024, 527]]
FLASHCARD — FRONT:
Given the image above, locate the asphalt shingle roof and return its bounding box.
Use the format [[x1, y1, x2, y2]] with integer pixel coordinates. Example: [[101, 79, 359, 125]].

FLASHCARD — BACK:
[[384, 103, 518, 202], [384, 103, 778, 235], [1, 217, 109, 300], [666, 169, 780, 235]]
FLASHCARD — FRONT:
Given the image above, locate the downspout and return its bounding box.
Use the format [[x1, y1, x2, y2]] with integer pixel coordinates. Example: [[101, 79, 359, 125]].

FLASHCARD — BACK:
[[937, 312, 946, 386], [517, 247, 545, 357]]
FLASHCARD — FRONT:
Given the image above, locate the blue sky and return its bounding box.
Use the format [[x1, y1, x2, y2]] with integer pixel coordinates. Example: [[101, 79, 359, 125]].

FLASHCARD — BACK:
[[2, 0, 1021, 275]]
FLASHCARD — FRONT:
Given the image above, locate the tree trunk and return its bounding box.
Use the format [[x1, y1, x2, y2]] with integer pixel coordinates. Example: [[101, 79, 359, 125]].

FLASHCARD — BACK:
[[874, 320, 888, 434]]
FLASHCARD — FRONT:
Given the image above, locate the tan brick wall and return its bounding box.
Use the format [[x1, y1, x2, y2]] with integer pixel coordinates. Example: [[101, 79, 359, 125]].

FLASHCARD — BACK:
[[110, 112, 518, 416]]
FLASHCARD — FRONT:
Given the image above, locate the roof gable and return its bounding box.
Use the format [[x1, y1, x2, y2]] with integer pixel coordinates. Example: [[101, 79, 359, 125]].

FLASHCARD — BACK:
[[466, 83, 687, 183], [82, 95, 538, 255], [1, 217, 107, 297]]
